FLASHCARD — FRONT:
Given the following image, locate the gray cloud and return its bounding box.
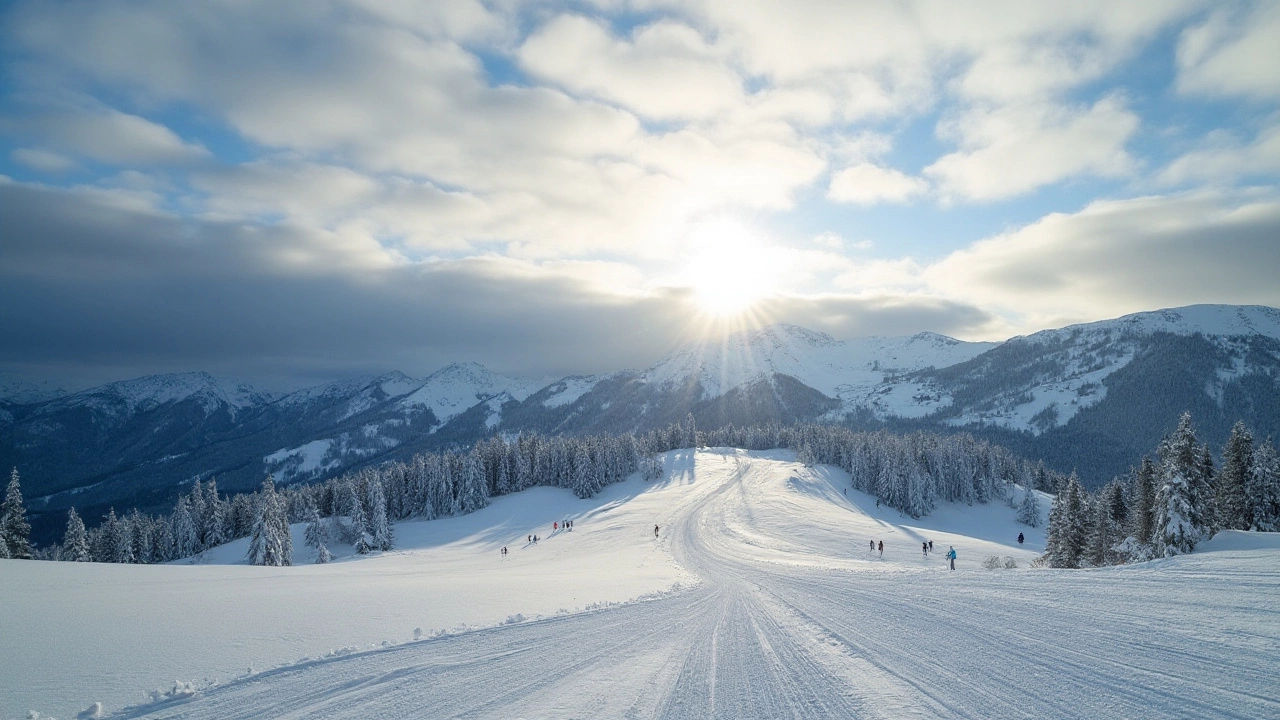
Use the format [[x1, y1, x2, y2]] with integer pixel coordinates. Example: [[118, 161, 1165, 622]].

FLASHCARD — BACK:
[[0, 180, 998, 389]]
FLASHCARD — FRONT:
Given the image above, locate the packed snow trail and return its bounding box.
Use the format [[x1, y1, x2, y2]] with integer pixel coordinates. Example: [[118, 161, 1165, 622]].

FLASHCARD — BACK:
[[104, 451, 1279, 719]]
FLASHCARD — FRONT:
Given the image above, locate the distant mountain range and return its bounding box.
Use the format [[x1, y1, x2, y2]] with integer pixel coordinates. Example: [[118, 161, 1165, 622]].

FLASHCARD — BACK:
[[5, 304, 1279, 543]]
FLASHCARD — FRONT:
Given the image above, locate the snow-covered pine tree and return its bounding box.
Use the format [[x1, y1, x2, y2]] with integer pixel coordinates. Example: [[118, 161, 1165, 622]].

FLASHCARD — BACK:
[[684, 413, 698, 449], [171, 496, 199, 559], [366, 479, 393, 551], [204, 479, 227, 549], [1196, 444, 1216, 534], [1131, 457, 1156, 545], [248, 476, 292, 566], [1215, 421, 1252, 531], [1016, 486, 1041, 527], [63, 507, 91, 562], [1045, 474, 1086, 568], [128, 510, 153, 564], [1085, 492, 1119, 567], [110, 508, 135, 564], [1153, 412, 1207, 556], [572, 441, 602, 499], [315, 541, 333, 564], [2, 467, 32, 559], [303, 504, 328, 550], [1247, 438, 1280, 531], [456, 448, 488, 513]]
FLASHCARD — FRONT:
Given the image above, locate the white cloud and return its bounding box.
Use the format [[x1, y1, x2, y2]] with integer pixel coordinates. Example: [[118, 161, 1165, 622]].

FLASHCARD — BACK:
[[11, 147, 76, 173], [827, 163, 927, 204], [922, 190, 1280, 329], [26, 107, 209, 165], [518, 15, 743, 121], [925, 95, 1139, 201], [1178, 3, 1280, 100], [1159, 124, 1280, 186]]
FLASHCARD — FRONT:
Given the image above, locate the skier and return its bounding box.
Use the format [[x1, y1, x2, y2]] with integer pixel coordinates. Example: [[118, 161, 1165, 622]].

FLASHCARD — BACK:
[[928, 540, 933, 552], [922, 541, 928, 557], [554, 521, 558, 531], [946, 546, 957, 571], [654, 524, 660, 538], [1017, 532, 1024, 545], [878, 540, 883, 559], [527, 534, 531, 544], [869, 539, 875, 553]]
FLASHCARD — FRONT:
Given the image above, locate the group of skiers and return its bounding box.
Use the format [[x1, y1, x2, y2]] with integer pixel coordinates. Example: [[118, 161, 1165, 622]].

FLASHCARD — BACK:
[[868, 537, 958, 570], [504, 519, 582, 556]]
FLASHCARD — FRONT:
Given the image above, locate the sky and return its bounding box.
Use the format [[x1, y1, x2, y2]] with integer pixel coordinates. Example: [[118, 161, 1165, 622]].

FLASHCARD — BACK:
[[1, 0, 1278, 390]]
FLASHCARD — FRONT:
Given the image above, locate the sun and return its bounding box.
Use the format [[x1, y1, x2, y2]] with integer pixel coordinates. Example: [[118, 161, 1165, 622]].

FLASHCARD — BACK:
[[682, 218, 780, 318]]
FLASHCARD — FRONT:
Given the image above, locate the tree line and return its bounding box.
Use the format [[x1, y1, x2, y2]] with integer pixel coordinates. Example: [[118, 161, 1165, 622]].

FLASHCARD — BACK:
[[1043, 412, 1280, 568], [2, 416, 1070, 567]]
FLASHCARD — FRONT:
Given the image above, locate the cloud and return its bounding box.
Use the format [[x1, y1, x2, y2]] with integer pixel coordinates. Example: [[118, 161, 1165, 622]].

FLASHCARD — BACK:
[[11, 148, 76, 173], [1178, 3, 1280, 100], [0, 179, 999, 387], [1159, 123, 1280, 186], [827, 163, 928, 204], [925, 95, 1139, 201], [9, 104, 209, 166], [518, 15, 743, 121], [923, 190, 1280, 329]]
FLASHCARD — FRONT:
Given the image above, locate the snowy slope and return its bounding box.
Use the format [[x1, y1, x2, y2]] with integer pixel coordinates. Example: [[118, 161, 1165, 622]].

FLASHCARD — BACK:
[[641, 323, 994, 401], [397, 361, 540, 428], [928, 304, 1280, 434], [4, 449, 1275, 720], [0, 373, 73, 405], [37, 372, 273, 419]]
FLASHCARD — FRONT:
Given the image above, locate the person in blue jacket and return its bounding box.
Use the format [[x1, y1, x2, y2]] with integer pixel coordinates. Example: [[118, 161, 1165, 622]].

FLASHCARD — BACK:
[[946, 546, 957, 571]]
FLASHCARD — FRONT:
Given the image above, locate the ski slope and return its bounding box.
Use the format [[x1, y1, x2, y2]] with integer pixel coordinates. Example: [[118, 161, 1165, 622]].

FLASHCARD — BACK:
[[3, 450, 1278, 719]]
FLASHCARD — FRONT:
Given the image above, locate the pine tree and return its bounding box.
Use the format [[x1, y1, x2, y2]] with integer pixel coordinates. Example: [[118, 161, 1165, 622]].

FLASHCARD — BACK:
[[1247, 438, 1280, 531], [303, 505, 328, 549], [1215, 422, 1252, 531], [1016, 486, 1041, 527], [1153, 413, 1206, 556], [204, 480, 227, 549], [63, 507, 91, 562], [171, 497, 199, 559], [110, 508, 135, 564], [366, 479, 393, 551], [1131, 457, 1156, 545], [1045, 474, 1086, 568], [2, 468, 33, 559], [248, 476, 292, 566], [315, 542, 333, 564]]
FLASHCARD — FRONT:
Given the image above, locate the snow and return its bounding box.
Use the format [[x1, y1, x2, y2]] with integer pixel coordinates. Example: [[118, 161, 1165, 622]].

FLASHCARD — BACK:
[[263, 439, 336, 476], [37, 372, 272, 420], [3, 449, 1277, 719], [0, 373, 74, 405], [397, 362, 539, 427], [641, 323, 995, 417], [540, 376, 600, 408]]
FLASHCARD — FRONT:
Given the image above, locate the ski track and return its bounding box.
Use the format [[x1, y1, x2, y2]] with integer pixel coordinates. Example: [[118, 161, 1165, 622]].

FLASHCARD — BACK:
[[109, 452, 1279, 720]]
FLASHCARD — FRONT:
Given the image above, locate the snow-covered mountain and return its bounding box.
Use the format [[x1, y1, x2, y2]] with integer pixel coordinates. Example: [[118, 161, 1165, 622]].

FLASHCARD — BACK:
[[7, 304, 1280, 545], [0, 373, 74, 405]]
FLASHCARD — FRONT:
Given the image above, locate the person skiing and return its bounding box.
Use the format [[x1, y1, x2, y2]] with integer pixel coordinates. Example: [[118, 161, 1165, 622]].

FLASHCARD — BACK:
[[1017, 532, 1024, 545], [922, 541, 928, 557], [654, 524, 660, 538], [869, 539, 875, 553], [553, 521, 558, 531], [928, 540, 933, 552], [946, 546, 957, 571], [878, 540, 883, 558]]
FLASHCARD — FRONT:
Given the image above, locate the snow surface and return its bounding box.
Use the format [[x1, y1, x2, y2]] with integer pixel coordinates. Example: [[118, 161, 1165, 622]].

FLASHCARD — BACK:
[[3, 449, 1277, 719], [35, 372, 272, 419], [397, 362, 540, 428]]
